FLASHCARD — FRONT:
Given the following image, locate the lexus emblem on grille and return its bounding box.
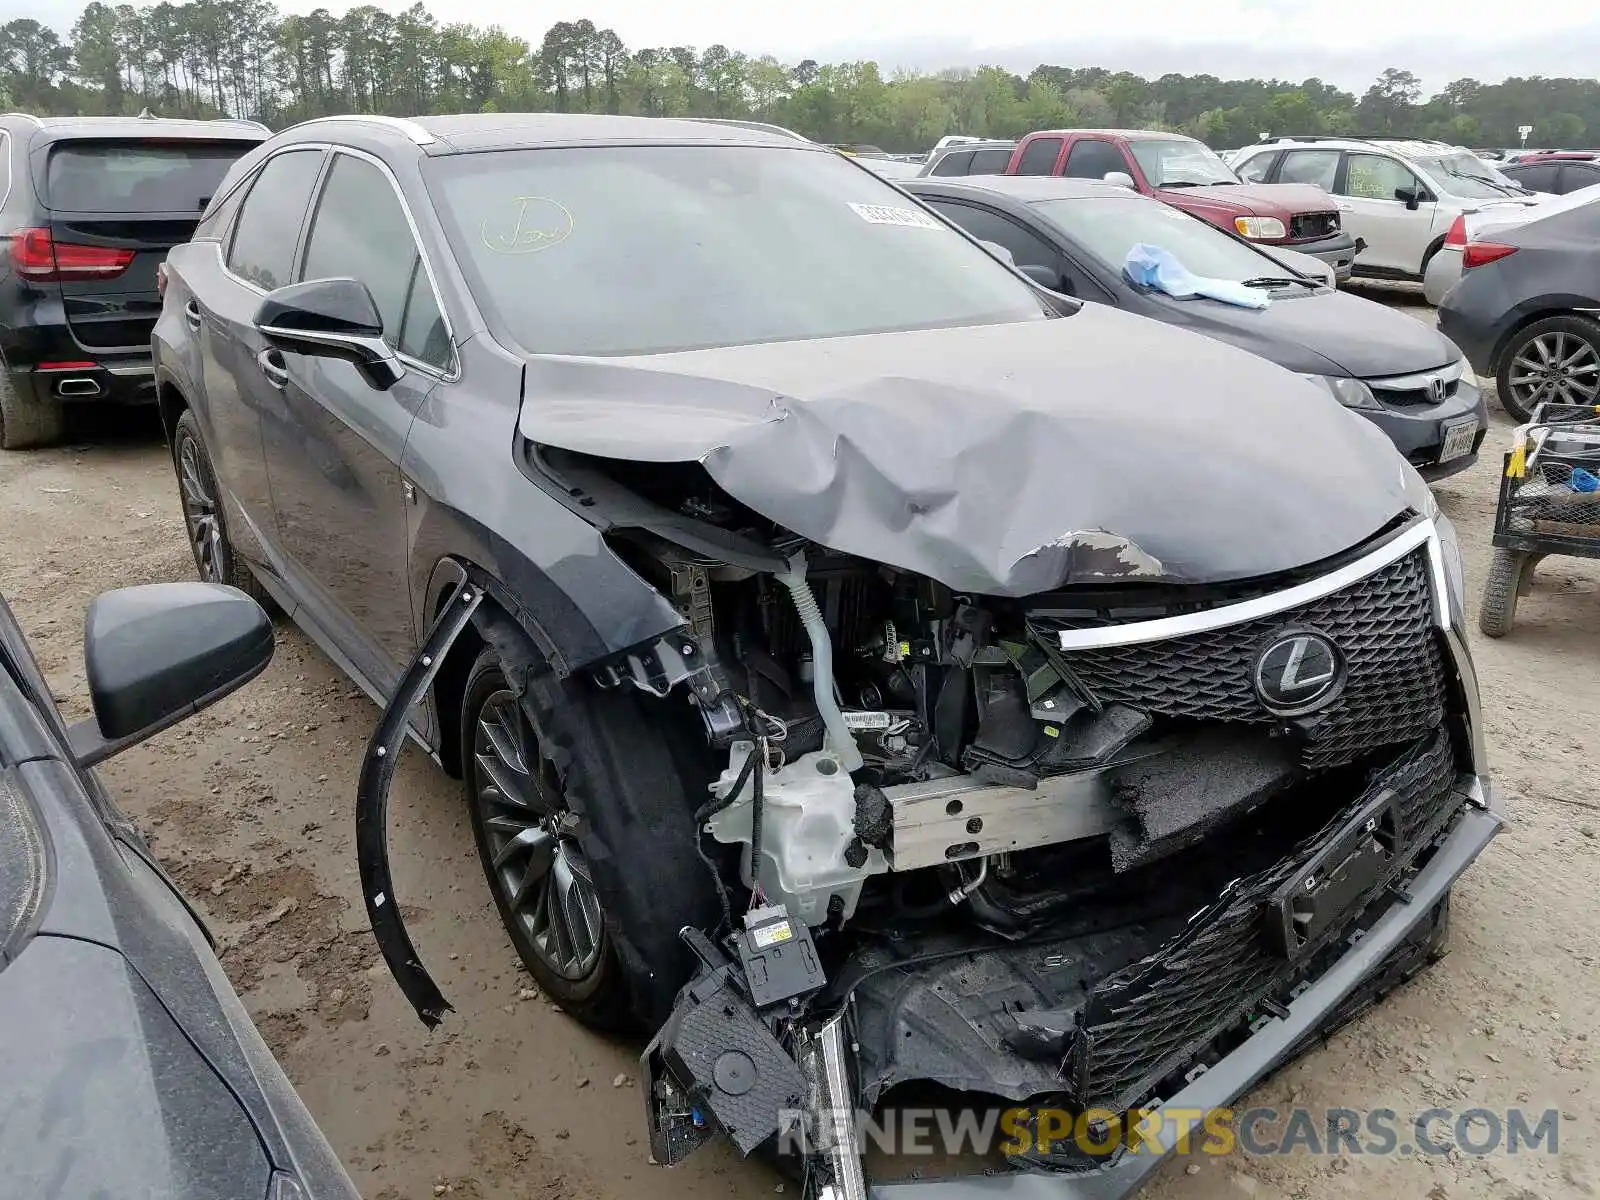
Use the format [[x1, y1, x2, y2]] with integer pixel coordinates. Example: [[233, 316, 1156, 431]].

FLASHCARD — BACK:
[[1427, 376, 1447, 403], [1253, 629, 1346, 716]]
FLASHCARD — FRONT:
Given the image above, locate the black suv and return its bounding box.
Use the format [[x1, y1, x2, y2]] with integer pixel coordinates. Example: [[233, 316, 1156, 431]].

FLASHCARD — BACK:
[[0, 113, 267, 448]]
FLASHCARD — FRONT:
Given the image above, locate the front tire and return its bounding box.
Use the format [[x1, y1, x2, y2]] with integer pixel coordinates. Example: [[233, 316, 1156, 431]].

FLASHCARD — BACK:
[[1495, 314, 1600, 422], [0, 371, 64, 450], [171, 410, 272, 604], [460, 644, 716, 1031]]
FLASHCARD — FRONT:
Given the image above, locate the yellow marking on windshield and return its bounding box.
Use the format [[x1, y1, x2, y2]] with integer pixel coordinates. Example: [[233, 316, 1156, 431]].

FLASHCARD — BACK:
[[480, 196, 575, 254]]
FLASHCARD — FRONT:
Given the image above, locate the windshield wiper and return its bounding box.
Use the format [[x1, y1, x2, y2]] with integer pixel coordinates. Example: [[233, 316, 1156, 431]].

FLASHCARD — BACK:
[[1240, 275, 1314, 289]]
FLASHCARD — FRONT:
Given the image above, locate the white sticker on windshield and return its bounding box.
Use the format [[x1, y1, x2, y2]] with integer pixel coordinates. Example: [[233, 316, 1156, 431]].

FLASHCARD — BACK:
[[849, 202, 942, 229]]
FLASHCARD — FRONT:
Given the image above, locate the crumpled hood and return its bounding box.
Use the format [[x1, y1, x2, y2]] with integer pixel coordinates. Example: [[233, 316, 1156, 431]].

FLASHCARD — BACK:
[[1147, 286, 1460, 378], [517, 305, 1413, 596]]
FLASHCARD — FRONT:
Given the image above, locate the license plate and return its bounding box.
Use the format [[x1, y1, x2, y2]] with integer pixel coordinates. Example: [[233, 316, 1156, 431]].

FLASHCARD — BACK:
[[1262, 790, 1399, 959], [1440, 418, 1479, 463]]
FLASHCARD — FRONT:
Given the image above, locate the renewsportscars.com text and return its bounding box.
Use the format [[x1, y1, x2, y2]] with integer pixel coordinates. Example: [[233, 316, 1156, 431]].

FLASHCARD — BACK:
[[775, 1105, 1562, 1159]]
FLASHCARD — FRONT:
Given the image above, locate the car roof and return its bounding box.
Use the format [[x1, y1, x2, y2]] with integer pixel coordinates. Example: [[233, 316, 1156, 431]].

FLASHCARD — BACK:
[[1246, 136, 1458, 159], [2, 112, 268, 142], [1027, 128, 1195, 142], [281, 112, 821, 155], [907, 174, 1137, 202]]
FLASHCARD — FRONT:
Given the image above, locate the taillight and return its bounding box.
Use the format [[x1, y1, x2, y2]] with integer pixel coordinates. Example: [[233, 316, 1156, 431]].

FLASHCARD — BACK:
[[1443, 215, 1467, 248], [156, 261, 168, 298], [1462, 241, 1518, 269], [9, 227, 135, 282]]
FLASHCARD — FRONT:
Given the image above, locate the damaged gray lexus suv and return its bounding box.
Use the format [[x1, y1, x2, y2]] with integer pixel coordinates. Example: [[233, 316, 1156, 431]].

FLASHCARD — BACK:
[[152, 113, 1501, 1197]]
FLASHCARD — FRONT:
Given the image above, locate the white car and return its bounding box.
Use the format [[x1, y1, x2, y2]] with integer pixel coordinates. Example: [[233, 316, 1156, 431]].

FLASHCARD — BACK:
[[1229, 137, 1545, 282], [1424, 179, 1600, 305]]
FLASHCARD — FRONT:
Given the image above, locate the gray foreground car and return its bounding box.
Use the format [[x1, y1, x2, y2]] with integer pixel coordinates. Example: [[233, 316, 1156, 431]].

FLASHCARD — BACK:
[[0, 581, 358, 1200], [153, 113, 1500, 1197]]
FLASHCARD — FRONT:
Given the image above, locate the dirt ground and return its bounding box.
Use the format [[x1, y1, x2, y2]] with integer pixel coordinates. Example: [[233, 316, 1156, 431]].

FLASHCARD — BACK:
[[0, 290, 1595, 1200]]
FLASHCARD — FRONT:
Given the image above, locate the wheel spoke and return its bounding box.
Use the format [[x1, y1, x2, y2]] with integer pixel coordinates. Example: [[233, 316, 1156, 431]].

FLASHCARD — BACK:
[[470, 685, 606, 982], [494, 823, 554, 872]]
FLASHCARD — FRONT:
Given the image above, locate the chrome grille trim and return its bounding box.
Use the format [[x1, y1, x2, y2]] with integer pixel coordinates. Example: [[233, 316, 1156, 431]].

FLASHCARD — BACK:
[[1056, 518, 1434, 651]]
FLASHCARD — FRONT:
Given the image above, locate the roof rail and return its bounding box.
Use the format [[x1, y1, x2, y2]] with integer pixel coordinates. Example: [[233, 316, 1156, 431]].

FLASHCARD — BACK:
[[284, 114, 436, 146]]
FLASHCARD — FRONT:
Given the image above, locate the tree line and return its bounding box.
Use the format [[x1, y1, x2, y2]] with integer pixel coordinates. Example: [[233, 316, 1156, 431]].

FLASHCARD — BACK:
[[2, 3, 1596, 151]]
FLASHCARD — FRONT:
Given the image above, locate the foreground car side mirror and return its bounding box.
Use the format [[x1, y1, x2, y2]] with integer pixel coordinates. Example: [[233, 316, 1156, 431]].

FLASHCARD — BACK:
[[67, 583, 273, 768], [254, 277, 405, 391], [1019, 262, 1074, 295]]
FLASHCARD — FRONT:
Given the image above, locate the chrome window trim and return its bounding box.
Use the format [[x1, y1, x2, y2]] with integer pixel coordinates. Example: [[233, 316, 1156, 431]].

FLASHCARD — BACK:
[[1054, 518, 1435, 651], [216, 142, 459, 382], [219, 143, 330, 295], [301, 146, 459, 382]]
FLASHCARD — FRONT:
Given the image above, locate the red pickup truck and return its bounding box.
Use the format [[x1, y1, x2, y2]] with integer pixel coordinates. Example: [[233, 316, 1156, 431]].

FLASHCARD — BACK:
[[1003, 129, 1360, 280]]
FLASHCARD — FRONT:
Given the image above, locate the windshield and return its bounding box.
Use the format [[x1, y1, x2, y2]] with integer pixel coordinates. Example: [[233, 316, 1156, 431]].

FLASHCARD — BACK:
[[1416, 152, 1530, 199], [1127, 139, 1239, 187], [426, 146, 1047, 356], [1032, 194, 1288, 282]]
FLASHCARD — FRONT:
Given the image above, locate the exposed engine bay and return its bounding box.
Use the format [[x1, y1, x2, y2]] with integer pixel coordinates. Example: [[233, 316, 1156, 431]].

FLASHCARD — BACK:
[[358, 443, 1492, 1199], [537, 449, 1477, 1191]]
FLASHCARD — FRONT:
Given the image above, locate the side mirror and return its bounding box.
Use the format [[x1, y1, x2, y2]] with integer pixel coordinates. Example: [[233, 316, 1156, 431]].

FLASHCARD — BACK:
[[978, 239, 1016, 267], [68, 583, 274, 768], [1395, 186, 1422, 210], [1019, 262, 1073, 294], [1102, 171, 1137, 189], [254, 277, 405, 391]]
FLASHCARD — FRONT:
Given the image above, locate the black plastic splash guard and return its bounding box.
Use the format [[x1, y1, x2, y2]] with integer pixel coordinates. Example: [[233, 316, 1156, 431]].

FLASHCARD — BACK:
[[355, 578, 483, 1027]]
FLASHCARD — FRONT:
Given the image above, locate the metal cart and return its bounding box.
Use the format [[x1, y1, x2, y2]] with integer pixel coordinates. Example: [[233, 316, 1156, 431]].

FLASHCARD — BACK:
[[1480, 402, 1600, 637]]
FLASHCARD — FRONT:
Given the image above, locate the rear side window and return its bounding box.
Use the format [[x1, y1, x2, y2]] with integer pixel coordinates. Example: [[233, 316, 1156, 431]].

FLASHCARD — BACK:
[[1235, 151, 1277, 182], [1063, 140, 1131, 181], [931, 150, 973, 176], [226, 150, 324, 291], [300, 153, 449, 371], [1564, 163, 1600, 192], [45, 142, 253, 213], [1016, 138, 1063, 176], [970, 148, 1012, 174], [1278, 150, 1341, 190], [1506, 162, 1559, 192]]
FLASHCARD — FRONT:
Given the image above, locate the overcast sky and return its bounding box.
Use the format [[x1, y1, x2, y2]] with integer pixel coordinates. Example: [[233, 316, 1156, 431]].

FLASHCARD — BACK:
[[10, 0, 1598, 95]]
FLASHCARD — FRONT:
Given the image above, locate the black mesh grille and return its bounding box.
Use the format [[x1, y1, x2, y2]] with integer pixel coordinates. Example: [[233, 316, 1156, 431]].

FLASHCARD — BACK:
[[1289, 211, 1340, 240], [1063, 729, 1460, 1111], [1056, 547, 1444, 769]]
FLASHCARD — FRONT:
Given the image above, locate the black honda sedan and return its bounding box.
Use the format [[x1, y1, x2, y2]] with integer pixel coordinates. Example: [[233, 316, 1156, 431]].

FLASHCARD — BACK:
[[153, 114, 1498, 1200], [905, 175, 1489, 480], [0, 581, 357, 1199]]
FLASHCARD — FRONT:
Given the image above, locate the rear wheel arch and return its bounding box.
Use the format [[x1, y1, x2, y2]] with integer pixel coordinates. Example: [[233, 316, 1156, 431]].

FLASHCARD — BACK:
[[156, 378, 189, 448]]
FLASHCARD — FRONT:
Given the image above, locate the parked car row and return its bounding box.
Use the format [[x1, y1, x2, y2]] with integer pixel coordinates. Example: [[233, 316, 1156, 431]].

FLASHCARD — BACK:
[[921, 127, 1360, 281], [3, 111, 1511, 1200]]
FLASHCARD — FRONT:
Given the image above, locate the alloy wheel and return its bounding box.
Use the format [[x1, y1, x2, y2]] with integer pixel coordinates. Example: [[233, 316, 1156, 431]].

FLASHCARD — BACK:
[[1507, 331, 1600, 411], [178, 436, 223, 583], [472, 688, 604, 980]]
